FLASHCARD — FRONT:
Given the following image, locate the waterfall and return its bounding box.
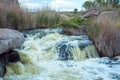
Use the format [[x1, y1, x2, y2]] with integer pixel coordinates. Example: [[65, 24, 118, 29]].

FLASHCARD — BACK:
[[4, 28, 120, 80], [54, 35, 98, 61]]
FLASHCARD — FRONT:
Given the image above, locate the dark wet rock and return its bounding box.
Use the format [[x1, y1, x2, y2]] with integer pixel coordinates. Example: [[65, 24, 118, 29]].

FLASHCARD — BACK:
[[22, 28, 63, 39], [113, 56, 120, 61], [0, 50, 20, 64], [22, 29, 47, 38], [0, 28, 24, 77], [110, 73, 120, 80], [0, 28, 25, 54], [99, 57, 111, 64], [0, 59, 6, 77], [34, 32, 47, 39], [62, 27, 87, 36], [8, 50, 20, 63], [57, 44, 73, 60], [55, 35, 95, 60], [0, 50, 20, 77], [0, 52, 9, 65], [99, 57, 120, 69]]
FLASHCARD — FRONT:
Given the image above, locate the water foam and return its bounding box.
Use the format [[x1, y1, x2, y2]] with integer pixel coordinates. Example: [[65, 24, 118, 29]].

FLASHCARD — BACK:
[[4, 29, 120, 80]]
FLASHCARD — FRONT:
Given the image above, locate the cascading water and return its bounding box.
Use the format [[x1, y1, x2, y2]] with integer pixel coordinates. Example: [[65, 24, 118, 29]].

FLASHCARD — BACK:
[[3, 28, 120, 80]]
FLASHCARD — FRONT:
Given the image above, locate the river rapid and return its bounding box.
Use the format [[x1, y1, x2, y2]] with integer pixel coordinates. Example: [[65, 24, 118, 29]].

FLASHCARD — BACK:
[[3, 28, 120, 80]]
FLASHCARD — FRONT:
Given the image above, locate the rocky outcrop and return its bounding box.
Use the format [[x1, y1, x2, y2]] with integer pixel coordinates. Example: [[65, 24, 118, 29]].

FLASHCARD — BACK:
[[82, 10, 99, 18], [0, 28, 24, 77], [60, 14, 70, 20], [0, 50, 20, 77], [62, 27, 87, 36], [0, 28, 25, 54]]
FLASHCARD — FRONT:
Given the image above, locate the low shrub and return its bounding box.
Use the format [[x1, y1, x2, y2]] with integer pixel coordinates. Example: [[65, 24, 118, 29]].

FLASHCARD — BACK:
[[72, 17, 92, 25], [58, 16, 92, 28], [58, 19, 79, 27]]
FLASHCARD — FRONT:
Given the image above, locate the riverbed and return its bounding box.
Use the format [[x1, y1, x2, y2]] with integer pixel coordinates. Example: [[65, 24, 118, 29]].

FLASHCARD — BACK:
[[3, 28, 120, 80]]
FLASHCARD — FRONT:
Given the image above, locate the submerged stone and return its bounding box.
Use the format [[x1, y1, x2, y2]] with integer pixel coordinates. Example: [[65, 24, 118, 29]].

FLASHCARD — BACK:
[[56, 43, 73, 60]]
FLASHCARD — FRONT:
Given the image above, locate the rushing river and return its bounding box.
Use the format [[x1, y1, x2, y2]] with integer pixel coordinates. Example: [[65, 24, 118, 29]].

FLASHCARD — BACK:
[[3, 28, 120, 80]]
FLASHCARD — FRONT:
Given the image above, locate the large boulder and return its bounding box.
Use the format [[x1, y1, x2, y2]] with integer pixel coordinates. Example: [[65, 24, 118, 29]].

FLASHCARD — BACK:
[[0, 28, 25, 54], [60, 14, 70, 20], [82, 10, 99, 18], [0, 28, 24, 77]]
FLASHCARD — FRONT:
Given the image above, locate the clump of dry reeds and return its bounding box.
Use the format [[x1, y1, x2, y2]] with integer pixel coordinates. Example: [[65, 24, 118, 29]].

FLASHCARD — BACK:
[[88, 11, 120, 57], [0, 3, 32, 29], [36, 9, 59, 28], [0, 3, 60, 30]]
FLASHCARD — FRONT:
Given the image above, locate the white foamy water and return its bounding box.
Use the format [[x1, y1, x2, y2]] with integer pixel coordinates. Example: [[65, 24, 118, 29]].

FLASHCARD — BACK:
[[3, 28, 120, 80]]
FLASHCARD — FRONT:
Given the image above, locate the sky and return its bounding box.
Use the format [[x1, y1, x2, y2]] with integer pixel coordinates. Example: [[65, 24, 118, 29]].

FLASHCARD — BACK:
[[18, 0, 85, 11]]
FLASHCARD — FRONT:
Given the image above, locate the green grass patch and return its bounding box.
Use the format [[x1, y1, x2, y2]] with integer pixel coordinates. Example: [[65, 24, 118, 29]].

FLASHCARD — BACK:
[[58, 16, 92, 28]]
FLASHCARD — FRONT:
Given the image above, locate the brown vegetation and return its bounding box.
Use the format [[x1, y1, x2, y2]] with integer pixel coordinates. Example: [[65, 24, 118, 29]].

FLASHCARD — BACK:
[[88, 11, 120, 57], [0, 0, 20, 8], [0, 3, 60, 30]]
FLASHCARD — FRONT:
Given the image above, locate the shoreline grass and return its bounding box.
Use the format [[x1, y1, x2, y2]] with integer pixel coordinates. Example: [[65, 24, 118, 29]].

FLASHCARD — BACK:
[[0, 3, 60, 30]]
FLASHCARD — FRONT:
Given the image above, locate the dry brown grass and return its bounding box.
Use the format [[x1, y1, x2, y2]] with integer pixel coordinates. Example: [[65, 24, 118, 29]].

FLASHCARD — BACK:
[[0, 4, 31, 29], [36, 10, 59, 28], [91, 11, 120, 57], [0, 3, 60, 30]]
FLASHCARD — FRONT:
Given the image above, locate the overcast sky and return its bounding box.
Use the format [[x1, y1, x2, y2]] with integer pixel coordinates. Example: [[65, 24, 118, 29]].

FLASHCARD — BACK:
[[18, 0, 85, 11]]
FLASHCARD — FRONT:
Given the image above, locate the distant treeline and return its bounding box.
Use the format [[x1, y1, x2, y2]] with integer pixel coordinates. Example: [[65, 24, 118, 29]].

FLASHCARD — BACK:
[[83, 0, 120, 11]]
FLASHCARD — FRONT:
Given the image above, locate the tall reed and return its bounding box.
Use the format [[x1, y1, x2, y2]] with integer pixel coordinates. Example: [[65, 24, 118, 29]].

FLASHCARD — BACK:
[[0, 3, 60, 30], [87, 11, 120, 57]]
